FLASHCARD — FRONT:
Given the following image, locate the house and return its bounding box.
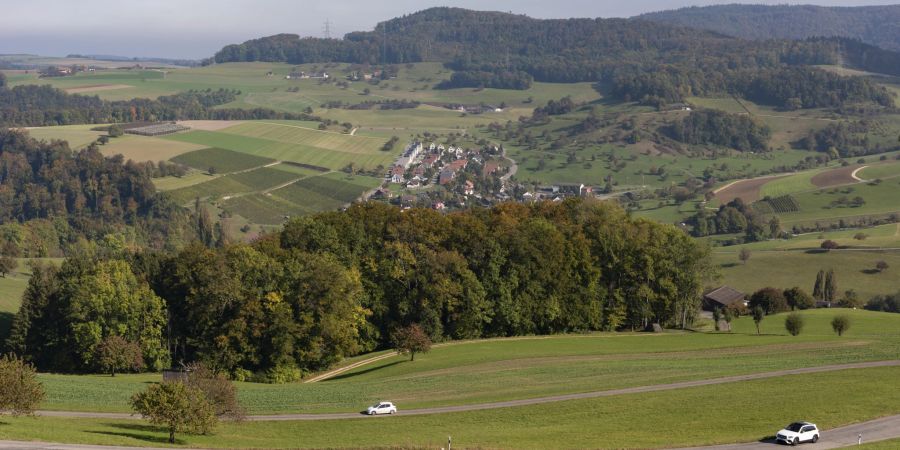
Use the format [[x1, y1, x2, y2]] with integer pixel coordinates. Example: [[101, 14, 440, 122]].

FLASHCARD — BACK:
[[371, 188, 392, 199], [439, 170, 456, 185], [422, 154, 440, 168], [464, 180, 475, 195], [579, 184, 594, 197], [445, 159, 468, 172], [389, 165, 406, 183], [483, 161, 501, 177], [432, 201, 446, 211], [702, 286, 747, 311]]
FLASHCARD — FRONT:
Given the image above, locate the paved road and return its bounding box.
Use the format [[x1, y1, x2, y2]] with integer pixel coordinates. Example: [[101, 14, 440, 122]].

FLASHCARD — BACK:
[[678, 413, 900, 449], [35, 360, 900, 422], [1, 415, 899, 449]]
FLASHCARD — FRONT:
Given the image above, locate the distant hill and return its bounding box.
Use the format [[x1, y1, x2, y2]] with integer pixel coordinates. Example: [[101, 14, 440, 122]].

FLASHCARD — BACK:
[[211, 7, 900, 110], [639, 4, 900, 52]]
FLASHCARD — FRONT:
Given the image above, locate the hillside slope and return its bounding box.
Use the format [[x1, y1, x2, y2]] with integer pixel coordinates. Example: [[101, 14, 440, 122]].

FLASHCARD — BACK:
[[640, 4, 900, 52]]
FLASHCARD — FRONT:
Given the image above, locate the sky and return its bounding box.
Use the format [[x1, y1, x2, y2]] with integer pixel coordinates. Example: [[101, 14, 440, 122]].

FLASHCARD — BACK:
[[0, 0, 897, 59]]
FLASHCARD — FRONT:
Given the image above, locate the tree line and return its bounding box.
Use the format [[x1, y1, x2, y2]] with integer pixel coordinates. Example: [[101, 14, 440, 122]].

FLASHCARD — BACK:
[[5, 199, 715, 379], [0, 83, 320, 128]]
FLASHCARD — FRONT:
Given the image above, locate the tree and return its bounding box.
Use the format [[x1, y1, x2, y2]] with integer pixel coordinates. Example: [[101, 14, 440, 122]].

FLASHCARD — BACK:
[[784, 287, 815, 310], [752, 306, 765, 335], [824, 269, 837, 303], [785, 312, 805, 336], [768, 216, 781, 238], [131, 382, 217, 444], [0, 256, 17, 277], [831, 315, 851, 336], [820, 240, 839, 251], [97, 135, 109, 145], [712, 307, 722, 331], [184, 363, 245, 421], [108, 125, 124, 138], [391, 324, 432, 361], [748, 287, 789, 314], [876, 261, 889, 273], [813, 269, 825, 301], [838, 289, 863, 309], [738, 248, 751, 265], [95, 335, 144, 376], [0, 354, 45, 416]]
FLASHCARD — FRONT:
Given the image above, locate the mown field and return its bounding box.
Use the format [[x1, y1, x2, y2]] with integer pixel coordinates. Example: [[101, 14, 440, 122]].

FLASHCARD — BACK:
[[31, 310, 900, 415], [3, 310, 898, 448]]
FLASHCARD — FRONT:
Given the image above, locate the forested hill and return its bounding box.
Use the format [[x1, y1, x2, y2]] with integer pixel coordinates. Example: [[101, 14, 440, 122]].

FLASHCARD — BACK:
[[639, 4, 900, 52], [211, 8, 899, 109]]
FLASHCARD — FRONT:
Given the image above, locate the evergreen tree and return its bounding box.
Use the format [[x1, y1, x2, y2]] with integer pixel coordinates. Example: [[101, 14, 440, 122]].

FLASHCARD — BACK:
[[813, 270, 825, 301], [824, 269, 837, 303]]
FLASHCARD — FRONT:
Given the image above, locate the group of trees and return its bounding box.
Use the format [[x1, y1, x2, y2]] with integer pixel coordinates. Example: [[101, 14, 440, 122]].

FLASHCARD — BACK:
[[0, 129, 196, 256], [6, 199, 714, 379], [688, 198, 776, 241], [211, 8, 898, 108], [664, 110, 771, 152]]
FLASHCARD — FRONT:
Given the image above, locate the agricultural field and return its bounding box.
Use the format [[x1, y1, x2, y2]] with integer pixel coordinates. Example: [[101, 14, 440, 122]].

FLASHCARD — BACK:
[[165, 122, 394, 172], [99, 134, 208, 162], [170, 147, 276, 173], [23, 124, 104, 149], [166, 166, 303, 205], [5, 310, 900, 448]]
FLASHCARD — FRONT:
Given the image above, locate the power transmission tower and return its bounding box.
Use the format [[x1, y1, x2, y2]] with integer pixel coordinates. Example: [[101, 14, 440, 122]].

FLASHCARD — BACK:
[[323, 19, 332, 39]]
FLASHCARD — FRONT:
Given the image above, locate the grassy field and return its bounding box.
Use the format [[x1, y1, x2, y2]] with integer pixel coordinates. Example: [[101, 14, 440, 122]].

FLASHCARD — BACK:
[[713, 229, 900, 300], [170, 147, 275, 173], [7, 309, 900, 448], [777, 178, 900, 226], [31, 310, 900, 415], [99, 134, 207, 162], [24, 124, 104, 149], [858, 160, 900, 181]]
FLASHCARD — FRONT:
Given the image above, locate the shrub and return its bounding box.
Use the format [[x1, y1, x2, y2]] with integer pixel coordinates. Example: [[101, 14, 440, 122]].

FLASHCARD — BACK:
[[185, 363, 245, 420], [820, 240, 840, 251], [0, 354, 45, 416], [784, 287, 815, 310], [831, 315, 851, 336], [785, 312, 805, 336]]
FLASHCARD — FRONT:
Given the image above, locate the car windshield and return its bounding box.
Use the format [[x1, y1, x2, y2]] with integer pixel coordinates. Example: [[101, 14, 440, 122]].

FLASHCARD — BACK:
[[786, 423, 805, 432]]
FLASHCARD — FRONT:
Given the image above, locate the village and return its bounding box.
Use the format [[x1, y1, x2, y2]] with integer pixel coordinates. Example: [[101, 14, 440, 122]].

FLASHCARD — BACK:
[[374, 141, 601, 211]]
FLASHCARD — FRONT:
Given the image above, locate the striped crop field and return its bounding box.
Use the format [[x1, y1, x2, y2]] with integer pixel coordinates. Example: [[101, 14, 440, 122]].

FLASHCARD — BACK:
[[166, 167, 303, 204], [222, 173, 382, 224], [164, 121, 396, 171]]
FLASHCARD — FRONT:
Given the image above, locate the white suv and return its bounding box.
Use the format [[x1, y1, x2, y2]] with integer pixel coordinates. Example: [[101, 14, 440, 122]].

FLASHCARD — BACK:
[[776, 422, 819, 445], [366, 401, 397, 415]]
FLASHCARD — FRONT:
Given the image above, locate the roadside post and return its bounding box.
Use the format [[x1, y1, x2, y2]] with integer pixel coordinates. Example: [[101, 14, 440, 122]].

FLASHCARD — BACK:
[[858, 433, 862, 445], [448, 436, 451, 450]]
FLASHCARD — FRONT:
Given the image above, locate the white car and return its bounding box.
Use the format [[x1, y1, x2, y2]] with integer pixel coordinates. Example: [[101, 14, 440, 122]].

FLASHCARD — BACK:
[[366, 401, 397, 415], [776, 422, 820, 445]]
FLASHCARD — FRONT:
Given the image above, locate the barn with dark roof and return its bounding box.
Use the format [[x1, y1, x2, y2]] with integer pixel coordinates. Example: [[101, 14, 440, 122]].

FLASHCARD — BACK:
[[702, 286, 747, 311]]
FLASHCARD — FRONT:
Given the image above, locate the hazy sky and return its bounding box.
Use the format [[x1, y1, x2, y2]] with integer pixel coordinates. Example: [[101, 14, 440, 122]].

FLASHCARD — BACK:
[[1, 0, 897, 59]]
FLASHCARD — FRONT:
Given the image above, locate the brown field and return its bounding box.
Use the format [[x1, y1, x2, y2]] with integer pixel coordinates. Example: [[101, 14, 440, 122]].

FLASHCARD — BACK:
[[177, 120, 245, 131], [100, 135, 207, 162], [63, 84, 133, 94], [811, 164, 865, 188], [714, 174, 789, 204]]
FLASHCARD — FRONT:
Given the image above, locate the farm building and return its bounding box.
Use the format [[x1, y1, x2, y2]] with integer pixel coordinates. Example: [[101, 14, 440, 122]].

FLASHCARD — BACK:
[[124, 122, 191, 137], [702, 286, 747, 311]]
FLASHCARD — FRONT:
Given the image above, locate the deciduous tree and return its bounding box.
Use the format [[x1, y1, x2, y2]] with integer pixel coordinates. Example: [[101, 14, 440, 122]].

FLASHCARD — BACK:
[[831, 315, 851, 336], [96, 335, 144, 376], [738, 248, 751, 265], [752, 306, 765, 335], [391, 324, 432, 361], [131, 382, 216, 444], [785, 312, 804, 336]]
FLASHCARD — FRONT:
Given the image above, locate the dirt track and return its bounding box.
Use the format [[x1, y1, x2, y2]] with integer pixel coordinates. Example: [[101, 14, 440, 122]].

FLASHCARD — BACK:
[[34, 360, 900, 422], [63, 84, 132, 94]]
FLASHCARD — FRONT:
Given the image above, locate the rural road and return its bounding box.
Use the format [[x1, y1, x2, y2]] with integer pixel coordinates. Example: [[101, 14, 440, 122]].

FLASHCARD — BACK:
[[678, 413, 900, 449], [34, 360, 900, 422], [1, 415, 899, 449]]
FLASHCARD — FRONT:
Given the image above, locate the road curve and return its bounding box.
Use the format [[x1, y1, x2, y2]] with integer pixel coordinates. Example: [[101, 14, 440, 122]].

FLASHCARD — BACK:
[[34, 360, 900, 422]]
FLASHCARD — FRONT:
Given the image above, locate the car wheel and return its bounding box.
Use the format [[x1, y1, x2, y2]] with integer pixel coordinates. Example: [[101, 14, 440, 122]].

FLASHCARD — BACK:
[[812, 435, 818, 443], [792, 438, 799, 446], [390, 410, 395, 414]]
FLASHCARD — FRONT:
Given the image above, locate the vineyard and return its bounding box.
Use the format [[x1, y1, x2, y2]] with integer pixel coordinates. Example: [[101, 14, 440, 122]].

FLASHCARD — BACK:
[[754, 195, 801, 214]]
